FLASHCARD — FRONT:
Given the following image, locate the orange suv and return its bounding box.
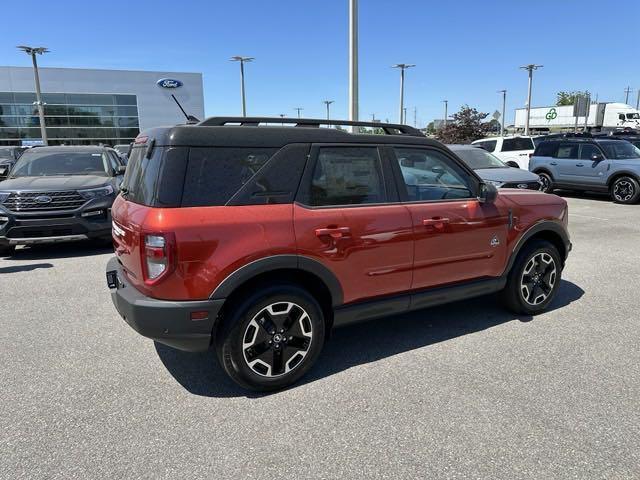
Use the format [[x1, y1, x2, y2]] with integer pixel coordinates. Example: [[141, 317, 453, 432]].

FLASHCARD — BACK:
[[106, 118, 571, 391]]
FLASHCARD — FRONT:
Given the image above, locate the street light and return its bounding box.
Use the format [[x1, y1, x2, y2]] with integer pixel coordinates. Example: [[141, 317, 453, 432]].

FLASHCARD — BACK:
[[392, 63, 415, 123], [497, 89, 507, 136], [230, 56, 254, 116], [17, 45, 49, 145], [323, 100, 334, 121], [442, 100, 448, 128], [520, 64, 543, 136], [294, 107, 303, 118]]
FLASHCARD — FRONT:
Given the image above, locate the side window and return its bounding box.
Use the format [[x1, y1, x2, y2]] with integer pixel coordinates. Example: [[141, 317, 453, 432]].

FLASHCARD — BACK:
[[307, 147, 385, 206], [579, 144, 603, 160], [534, 142, 558, 157], [555, 143, 579, 159], [477, 140, 497, 153], [394, 147, 474, 202], [502, 137, 535, 151]]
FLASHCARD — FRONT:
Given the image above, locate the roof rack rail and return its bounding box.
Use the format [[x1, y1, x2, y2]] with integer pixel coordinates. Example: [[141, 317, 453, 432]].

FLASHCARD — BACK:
[[197, 117, 424, 136]]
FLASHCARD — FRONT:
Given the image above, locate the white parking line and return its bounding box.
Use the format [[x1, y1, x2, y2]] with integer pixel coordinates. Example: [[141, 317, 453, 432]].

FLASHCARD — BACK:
[[570, 213, 610, 221]]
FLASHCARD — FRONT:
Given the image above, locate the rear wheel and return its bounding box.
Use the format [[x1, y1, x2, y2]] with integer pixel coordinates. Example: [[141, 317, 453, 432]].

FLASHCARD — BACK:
[[610, 176, 640, 204], [217, 284, 325, 392], [501, 240, 562, 315], [537, 172, 554, 193]]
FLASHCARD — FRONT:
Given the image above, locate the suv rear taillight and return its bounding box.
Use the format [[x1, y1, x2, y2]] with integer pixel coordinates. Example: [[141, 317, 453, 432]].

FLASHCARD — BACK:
[[141, 232, 176, 285]]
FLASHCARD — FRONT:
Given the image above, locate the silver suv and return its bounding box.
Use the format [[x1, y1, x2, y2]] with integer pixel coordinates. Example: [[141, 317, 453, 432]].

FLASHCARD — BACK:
[[530, 139, 640, 204]]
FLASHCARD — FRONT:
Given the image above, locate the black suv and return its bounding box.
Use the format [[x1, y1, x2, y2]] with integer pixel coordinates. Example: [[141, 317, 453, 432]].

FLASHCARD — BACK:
[[0, 145, 125, 255]]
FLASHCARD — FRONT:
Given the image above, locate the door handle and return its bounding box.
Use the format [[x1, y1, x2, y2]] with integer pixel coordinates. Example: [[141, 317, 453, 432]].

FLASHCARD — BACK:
[[423, 217, 450, 229], [576, 163, 584, 167], [550, 161, 558, 166], [315, 226, 351, 239]]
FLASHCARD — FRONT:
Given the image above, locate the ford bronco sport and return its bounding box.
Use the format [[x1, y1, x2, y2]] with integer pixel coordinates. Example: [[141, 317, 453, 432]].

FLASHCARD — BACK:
[[106, 117, 571, 391]]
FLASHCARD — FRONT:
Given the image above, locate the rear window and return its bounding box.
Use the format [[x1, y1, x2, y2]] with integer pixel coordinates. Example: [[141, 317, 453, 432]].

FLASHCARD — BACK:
[[181, 147, 277, 207], [502, 137, 534, 151], [120, 144, 163, 205]]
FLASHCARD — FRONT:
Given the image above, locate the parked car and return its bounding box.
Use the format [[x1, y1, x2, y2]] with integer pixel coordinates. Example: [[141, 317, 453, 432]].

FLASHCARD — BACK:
[[113, 144, 131, 164], [0, 145, 126, 255], [0, 146, 28, 181], [106, 117, 571, 392], [447, 145, 541, 190], [471, 136, 536, 169], [530, 138, 640, 203]]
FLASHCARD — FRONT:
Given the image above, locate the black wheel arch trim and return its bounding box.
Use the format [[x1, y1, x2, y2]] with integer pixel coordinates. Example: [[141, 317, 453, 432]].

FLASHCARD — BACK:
[[532, 168, 554, 179], [209, 254, 344, 306], [607, 171, 640, 187], [503, 220, 570, 275]]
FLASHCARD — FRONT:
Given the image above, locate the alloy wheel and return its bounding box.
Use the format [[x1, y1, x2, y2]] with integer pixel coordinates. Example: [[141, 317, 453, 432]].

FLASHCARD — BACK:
[[613, 180, 634, 202], [520, 252, 557, 306], [242, 302, 313, 377], [539, 174, 552, 192]]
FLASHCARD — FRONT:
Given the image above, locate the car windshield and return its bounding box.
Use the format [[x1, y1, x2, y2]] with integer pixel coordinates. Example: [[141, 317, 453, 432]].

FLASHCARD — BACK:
[[0, 148, 17, 160], [626, 113, 640, 119], [453, 148, 507, 169], [599, 142, 640, 159], [11, 151, 109, 177]]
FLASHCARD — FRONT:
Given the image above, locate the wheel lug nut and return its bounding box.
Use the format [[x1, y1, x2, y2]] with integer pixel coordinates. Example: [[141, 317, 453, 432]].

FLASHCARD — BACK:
[[279, 329, 284, 333]]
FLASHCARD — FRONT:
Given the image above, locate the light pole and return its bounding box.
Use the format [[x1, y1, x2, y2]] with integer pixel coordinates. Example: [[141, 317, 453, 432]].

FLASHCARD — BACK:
[[294, 107, 303, 118], [498, 89, 507, 136], [230, 56, 254, 116], [279, 113, 285, 126], [392, 63, 415, 124], [441, 100, 448, 128], [349, 0, 359, 128], [17, 45, 49, 145], [323, 100, 334, 121], [624, 86, 632, 105], [520, 64, 543, 136], [636, 89, 640, 110]]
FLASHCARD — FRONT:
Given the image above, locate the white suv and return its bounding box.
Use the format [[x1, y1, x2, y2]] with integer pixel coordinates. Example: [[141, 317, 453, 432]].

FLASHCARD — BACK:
[[471, 136, 536, 169]]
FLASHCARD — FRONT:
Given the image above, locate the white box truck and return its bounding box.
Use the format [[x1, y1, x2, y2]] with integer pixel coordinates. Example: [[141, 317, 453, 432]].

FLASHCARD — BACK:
[[514, 102, 640, 132]]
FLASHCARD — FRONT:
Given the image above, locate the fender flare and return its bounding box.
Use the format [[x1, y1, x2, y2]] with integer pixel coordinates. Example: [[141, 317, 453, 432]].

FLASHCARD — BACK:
[[210, 254, 344, 306], [503, 220, 570, 275], [606, 171, 640, 187]]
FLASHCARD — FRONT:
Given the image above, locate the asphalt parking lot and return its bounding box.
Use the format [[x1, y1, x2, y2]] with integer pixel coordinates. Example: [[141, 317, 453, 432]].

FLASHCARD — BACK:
[[1, 194, 639, 480]]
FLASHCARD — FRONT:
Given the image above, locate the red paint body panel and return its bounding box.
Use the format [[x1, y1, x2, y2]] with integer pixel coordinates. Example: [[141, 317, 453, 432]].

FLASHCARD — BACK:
[[112, 188, 567, 304]]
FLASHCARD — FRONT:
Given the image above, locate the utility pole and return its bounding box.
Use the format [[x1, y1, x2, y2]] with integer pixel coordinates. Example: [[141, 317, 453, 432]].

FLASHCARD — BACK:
[[279, 113, 285, 126], [520, 64, 543, 136], [624, 86, 632, 105], [17, 45, 49, 145], [230, 56, 254, 116], [392, 63, 415, 124], [636, 89, 640, 110], [370, 113, 376, 121], [498, 89, 507, 136], [294, 107, 303, 118], [323, 100, 334, 121], [442, 100, 448, 128], [349, 0, 359, 128], [413, 107, 417, 127]]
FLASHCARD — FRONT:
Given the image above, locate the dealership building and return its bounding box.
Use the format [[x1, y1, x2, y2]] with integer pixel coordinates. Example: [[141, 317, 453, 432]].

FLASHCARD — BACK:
[[0, 66, 204, 146]]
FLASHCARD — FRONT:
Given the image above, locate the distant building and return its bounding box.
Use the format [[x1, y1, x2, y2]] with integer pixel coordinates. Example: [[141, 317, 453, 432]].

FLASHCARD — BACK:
[[0, 66, 204, 146]]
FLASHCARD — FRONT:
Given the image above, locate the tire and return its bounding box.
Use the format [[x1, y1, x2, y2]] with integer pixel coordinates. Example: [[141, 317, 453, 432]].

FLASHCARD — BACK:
[[537, 172, 554, 193], [0, 245, 16, 257], [610, 176, 640, 204], [501, 240, 562, 315], [217, 284, 326, 392]]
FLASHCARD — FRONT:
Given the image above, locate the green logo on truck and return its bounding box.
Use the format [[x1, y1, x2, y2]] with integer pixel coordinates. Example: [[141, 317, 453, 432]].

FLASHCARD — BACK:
[[545, 108, 558, 121]]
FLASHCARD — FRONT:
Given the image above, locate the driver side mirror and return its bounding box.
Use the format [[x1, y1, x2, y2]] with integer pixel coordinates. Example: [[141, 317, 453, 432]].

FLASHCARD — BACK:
[[115, 165, 126, 175], [591, 153, 604, 162], [479, 182, 498, 204]]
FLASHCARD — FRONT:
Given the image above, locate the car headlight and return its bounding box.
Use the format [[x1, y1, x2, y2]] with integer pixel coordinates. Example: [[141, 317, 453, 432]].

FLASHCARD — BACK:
[[485, 180, 504, 188], [0, 191, 10, 203], [78, 185, 114, 200]]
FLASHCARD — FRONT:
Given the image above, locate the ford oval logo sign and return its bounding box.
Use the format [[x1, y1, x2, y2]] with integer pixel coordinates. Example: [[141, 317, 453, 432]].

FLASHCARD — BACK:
[[34, 195, 52, 204], [157, 78, 183, 89]]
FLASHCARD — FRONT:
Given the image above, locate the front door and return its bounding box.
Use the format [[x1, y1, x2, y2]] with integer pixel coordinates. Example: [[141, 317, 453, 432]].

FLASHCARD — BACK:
[[294, 145, 414, 305], [576, 143, 611, 186], [389, 146, 509, 290]]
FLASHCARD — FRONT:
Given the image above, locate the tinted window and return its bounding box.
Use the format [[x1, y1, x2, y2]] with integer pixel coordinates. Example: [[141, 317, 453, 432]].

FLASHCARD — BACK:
[[502, 137, 534, 151], [120, 145, 163, 206], [181, 147, 277, 207], [534, 142, 558, 157], [394, 147, 474, 201], [477, 140, 497, 152], [579, 144, 603, 160], [599, 142, 640, 159], [11, 150, 109, 177], [555, 144, 579, 159], [308, 147, 385, 206]]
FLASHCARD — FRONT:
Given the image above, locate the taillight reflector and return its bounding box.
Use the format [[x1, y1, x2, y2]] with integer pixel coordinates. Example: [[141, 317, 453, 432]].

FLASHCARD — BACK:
[[141, 232, 176, 285]]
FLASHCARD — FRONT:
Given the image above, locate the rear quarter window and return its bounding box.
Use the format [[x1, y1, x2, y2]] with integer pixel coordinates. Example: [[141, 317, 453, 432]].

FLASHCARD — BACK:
[[502, 137, 535, 151], [120, 144, 163, 206], [534, 142, 558, 157]]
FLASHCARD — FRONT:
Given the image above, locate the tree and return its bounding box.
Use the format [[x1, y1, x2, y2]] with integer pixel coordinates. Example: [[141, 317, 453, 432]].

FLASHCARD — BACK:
[[556, 91, 590, 106], [435, 105, 489, 144]]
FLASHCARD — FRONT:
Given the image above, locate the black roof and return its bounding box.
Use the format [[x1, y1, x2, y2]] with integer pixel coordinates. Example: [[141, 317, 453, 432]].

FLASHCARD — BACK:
[[142, 117, 442, 148], [20, 145, 114, 153]]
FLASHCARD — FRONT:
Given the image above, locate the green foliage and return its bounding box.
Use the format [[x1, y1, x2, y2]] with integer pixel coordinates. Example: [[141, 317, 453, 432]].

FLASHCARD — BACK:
[[556, 91, 590, 106], [435, 105, 489, 144]]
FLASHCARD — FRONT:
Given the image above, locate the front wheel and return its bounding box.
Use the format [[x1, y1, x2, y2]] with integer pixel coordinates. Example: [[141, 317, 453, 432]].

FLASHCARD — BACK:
[[501, 240, 562, 315], [217, 284, 325, 392], [610, 176, 640, 204], [537, 172, 554, 193]]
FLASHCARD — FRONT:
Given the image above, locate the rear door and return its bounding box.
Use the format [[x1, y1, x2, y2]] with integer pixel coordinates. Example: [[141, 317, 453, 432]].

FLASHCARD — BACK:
[[499, 137, 535, 169], [553, 142, 580, 184], [294, 145, 414, 305], [389, 146, 509, 290]]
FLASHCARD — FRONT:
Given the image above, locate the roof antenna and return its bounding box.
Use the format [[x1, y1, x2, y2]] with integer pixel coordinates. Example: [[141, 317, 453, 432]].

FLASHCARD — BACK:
[[171, 94, 200, 124]]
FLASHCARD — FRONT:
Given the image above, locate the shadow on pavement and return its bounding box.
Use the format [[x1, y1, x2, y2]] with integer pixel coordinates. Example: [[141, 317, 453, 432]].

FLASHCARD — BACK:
[[0, 262, 53, 274], [155, 279, 585, 399], [4, 242, 113, 261]]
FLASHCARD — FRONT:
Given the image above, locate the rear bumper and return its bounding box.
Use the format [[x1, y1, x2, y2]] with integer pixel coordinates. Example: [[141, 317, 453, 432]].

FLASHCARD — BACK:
[[106, 257, 224, 352]]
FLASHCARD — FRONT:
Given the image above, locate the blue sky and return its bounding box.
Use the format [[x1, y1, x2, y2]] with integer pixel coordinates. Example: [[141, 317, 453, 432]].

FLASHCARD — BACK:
[[2, 0, 638, 126]]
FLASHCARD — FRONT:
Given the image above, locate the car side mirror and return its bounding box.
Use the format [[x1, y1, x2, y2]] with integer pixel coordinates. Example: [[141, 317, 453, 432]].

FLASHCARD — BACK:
[[115, 165, 126, 175], [591, 153, 604, 162], [479, 182, 498, 204]]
